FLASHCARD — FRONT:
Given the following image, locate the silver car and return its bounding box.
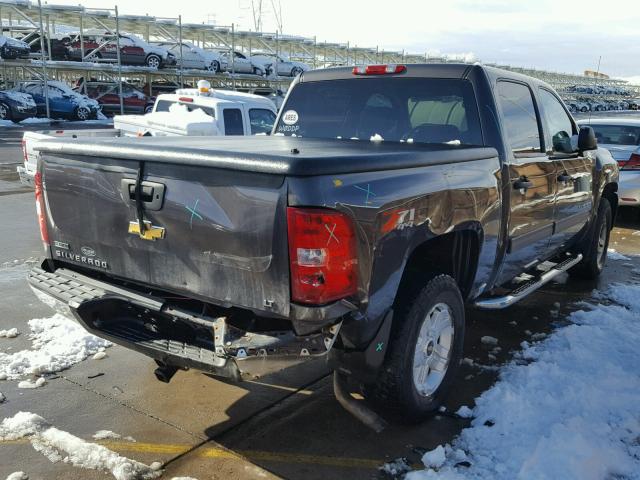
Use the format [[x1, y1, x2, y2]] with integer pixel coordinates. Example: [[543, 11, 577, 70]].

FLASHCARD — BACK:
[[578, 118, 640, 206]]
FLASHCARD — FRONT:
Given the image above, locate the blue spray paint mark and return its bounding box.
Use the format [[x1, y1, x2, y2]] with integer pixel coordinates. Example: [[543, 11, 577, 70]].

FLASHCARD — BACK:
[[354, 184, 376, 205], [185, 199, 203, 229]]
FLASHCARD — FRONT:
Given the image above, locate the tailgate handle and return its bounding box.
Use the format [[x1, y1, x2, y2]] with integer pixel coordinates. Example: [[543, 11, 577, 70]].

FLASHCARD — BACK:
[[121, 179, 165, 211]]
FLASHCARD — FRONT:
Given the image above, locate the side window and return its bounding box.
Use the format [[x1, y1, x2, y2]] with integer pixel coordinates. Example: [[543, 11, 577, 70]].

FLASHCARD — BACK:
[[496, 81, 542, 155], [223, 108, 244, 135], [249, 108, 276, 134], [538, 89, 575, 154]]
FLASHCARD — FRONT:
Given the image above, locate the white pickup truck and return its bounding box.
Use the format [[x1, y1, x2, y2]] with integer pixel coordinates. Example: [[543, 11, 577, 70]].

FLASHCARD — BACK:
[[18, 84, 278, 186]]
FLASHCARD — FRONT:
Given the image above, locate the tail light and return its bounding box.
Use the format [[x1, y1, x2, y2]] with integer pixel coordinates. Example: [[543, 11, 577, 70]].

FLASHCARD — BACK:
[[352, 64, 407, 75], [287, 207, 358, 305], [34, 171, 49, 246], [619, 152, 640, 170]]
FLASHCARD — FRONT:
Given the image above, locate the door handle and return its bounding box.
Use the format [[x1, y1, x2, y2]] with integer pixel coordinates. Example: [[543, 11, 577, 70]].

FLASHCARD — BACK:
[[557, 173, 572, 183], [513, 178, 533, 190]]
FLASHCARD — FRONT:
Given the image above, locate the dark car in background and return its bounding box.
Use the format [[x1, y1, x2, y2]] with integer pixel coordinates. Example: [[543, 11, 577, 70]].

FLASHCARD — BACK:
[[75, 79, 155, 115], [0, 90, 37, 121], [18, 32, 71, 60], [67, 31, 176, 68], [0, 35, 31, 59], [13, 80, 101, 120]]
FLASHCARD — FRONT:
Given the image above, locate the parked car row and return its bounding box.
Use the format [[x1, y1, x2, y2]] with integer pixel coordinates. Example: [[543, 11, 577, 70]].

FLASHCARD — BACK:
[[565, 84, 633, 96], [566, 99, 640, 113], [0, 80, 101, 122], [2, 31, 310, 77]]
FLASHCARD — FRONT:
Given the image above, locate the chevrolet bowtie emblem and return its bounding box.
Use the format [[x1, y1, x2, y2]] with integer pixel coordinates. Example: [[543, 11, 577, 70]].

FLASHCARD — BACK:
[[128, 220, 165, 241]]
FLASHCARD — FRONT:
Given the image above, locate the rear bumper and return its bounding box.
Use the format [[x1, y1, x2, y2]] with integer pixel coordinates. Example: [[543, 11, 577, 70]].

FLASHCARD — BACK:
[[28, 264, 339, 380]]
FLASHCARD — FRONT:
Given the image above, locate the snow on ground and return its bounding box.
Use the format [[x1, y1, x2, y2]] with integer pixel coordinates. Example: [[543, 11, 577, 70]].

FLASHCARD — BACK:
[[0, 120, 19, 128], [607, 249, 630, 261], [18, 118, 51, 125], [0, 412, 162, 480], [0, 314, 111, 380], [407, 283, 640, 480]]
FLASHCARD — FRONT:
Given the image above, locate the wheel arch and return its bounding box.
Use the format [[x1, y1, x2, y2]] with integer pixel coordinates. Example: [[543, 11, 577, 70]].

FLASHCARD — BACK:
[[394, 225, 483, 305]]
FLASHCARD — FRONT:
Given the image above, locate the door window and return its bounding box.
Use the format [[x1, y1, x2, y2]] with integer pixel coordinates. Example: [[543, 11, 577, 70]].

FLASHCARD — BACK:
[[539, 89, 575, 153], [223, 108, 244, 135], [497, 81, 542, 155], [249, 108, 276, 134]]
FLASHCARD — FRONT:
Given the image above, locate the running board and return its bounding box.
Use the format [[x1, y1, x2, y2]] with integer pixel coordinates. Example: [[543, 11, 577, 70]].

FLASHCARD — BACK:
[[475, 254, 583, 310]]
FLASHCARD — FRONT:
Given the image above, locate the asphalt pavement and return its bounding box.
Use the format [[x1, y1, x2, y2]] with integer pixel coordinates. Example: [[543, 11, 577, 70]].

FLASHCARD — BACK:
[[0, 123, 639, 480]]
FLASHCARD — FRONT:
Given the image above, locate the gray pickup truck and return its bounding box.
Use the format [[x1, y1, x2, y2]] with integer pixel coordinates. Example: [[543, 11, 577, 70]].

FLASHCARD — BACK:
[[30, 63, 618, 424]]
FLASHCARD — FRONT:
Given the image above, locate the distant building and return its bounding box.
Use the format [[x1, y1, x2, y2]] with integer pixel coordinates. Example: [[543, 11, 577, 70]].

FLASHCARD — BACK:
[[584, 70, 610, 79]]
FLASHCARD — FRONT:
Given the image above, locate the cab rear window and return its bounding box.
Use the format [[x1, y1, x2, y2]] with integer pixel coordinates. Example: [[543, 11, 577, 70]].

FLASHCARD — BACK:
[[275, 78, 483, 145]]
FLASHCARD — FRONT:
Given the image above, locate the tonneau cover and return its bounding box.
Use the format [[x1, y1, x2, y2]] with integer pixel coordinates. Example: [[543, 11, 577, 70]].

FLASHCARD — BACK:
[[36, 136, 498, 176]]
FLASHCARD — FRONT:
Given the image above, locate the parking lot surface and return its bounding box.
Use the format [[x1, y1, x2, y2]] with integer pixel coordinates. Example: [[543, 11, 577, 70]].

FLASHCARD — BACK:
[[1, 124, 639, 479]]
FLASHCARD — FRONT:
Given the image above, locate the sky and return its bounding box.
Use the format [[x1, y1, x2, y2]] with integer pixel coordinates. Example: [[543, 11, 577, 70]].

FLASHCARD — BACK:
[[49, 0, 640, 81]]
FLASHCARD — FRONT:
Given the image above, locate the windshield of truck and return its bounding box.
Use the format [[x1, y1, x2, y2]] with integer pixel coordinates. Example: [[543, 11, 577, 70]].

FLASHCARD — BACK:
[[275, 78, 483, 145]]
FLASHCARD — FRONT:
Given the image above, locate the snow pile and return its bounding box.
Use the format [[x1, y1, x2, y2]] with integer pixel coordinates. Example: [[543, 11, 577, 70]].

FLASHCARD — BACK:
[[0, 120, 18, 128], [607, 249, 630, 261], [17, 378, 46, 389], [0, 314, 111, 380], [5, 472, 28, 480], [407, 283, 640, 480], [0, 328, 19, 338], [1, 91, 35, 106], [0, 412, 162, 480], [93, 430, 136, 442]]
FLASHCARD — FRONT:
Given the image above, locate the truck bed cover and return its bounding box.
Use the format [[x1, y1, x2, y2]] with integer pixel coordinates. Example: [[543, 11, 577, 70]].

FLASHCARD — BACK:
[[35, 136, 498, 176]]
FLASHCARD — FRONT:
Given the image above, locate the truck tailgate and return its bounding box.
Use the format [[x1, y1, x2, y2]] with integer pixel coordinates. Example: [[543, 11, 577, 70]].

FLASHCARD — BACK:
[[41, 153, 291, 317]]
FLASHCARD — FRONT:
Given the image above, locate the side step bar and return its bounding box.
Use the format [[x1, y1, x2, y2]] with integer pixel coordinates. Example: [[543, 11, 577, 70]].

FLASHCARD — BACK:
[[475, 254, 583, 310]]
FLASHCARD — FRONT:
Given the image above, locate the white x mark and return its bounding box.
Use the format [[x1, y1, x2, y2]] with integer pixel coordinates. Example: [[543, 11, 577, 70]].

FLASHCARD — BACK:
[[325, 223, 340, 245]]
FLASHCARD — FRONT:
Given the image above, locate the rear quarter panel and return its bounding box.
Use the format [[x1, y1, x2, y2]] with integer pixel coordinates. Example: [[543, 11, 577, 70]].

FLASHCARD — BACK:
[[287, 154, 502, 347]]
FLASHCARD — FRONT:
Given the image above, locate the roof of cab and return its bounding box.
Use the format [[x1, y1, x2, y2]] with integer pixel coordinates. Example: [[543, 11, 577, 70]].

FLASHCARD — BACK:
[[299, 62, 555, 91]]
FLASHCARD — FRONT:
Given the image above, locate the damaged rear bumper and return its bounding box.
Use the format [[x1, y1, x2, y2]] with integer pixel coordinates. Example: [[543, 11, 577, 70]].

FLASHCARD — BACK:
[[28, 264, 340, 381]]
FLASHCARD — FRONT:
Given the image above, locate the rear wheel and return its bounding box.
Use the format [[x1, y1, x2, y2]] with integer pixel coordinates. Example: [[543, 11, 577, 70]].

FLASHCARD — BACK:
[[0, 102, 11, 121], [368, 274, 465, 422], [86, 50, 101, 61], [569, 198, 612, 280], [291, 66, 303, 77]]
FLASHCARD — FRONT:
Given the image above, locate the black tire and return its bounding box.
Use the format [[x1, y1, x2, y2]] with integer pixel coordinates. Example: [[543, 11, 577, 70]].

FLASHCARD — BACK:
[[86, 50, 101, 61], [0, 102, 12, 121], [569, 198, 612, 280], [291, 66, 303, 77], [146, 54, 161, 69], [253, 67, 263, 76], [206, 60, 220, 73], [368, 274, 465, 422], [144, 104, 154, 114]]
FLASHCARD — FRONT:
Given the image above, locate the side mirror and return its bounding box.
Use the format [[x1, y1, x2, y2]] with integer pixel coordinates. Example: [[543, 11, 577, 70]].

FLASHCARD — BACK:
[[578, 126, 597, 152]]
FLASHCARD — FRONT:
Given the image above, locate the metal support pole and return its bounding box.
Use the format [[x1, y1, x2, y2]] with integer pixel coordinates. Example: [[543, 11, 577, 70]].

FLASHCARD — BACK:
[[313, 36, 317, 69], [79, 14, 85, 60], [231, 23, 236, 90], [46, 15, 52, 61], [178, 15, 184, 87], [115, 6, 124, 116], [36, 0, 50, 119]]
